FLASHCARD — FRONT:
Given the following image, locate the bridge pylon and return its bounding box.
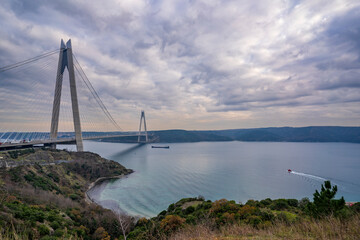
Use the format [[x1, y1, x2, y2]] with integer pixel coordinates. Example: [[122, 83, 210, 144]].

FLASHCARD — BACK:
[[50, 39, 84, 151], [138, 110, 148, 143]]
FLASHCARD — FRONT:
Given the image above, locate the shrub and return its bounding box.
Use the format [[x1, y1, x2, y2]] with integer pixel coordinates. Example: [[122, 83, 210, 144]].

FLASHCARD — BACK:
[[69, 194, 80, 201], [287, 199, 298, 207], [185, 215, 196, 224], [219, 212, 235, 224], [197, 195, 205, 201], [136, 217, 149, 227], [93, 227, 110, 240], [47, 212, 60, 222], [160, 215, 186, 233], [306, 181, 345, 218], [47, 172, 60, 183], [276, 211, 297, 224], [50, 221, 61, 230], [167, 203, 175, 212], [40, 236, 57, 240], [202, 201, 212, 210], [351, 202, 360, 213], [337, 207, 353, 219], [259, 209, 275, 221], [259, 198, 272, 207], [299, 197, 310, 209], [53, 229, 64, 237], [270, 199, 289, 210], [24, 171, 60, 192], [9, 168, 22, 182], [210, 199, 228, 214], [37, 224, 50, 236], [158, 210, 167, 217], [238, 205, 256, 219], [9, 151, 19, 159], [76, 226, 88, 238], [246, 215, 262, 227], [184, 206, 195, 215], [210, 199, 240, 215], [157, 210, 167, 221], [245, 199, 258, 207]]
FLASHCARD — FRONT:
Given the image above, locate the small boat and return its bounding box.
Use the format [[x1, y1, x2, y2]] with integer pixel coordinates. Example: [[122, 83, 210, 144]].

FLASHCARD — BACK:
[[288, 169, 292, 173], [151, 146, 170, 149]]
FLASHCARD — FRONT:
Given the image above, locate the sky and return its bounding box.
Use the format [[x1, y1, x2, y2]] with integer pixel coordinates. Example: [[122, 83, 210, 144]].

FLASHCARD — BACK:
[[0, 0, 360, 131]]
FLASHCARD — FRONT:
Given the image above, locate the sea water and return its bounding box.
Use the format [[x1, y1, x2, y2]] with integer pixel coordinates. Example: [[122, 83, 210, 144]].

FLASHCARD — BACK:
[[60, 141, 360, 217]]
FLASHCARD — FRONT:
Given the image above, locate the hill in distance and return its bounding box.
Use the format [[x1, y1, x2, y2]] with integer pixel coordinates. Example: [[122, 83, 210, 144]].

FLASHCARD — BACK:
[[98, 126, 360, 144]]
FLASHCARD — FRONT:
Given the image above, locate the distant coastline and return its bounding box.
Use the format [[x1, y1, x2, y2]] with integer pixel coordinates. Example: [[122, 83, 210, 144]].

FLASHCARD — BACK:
[[96, 126, 360, 144]]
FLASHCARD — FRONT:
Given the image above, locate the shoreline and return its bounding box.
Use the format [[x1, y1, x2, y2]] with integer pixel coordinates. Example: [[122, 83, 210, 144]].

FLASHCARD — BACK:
[[85, 172, 132, 205]]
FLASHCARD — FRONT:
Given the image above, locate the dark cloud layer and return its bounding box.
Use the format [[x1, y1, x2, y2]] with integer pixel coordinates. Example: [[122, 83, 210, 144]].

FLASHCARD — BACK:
[[0, 0, 359, 130]]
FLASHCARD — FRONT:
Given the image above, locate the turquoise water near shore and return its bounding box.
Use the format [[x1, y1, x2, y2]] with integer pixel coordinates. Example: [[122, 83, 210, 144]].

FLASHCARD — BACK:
[[60, 141, 360, 217]]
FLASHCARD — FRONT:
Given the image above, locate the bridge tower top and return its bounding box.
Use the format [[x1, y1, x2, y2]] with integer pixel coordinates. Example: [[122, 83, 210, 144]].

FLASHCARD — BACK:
[[138, 110, 148, 143], [50, 39, 83, 151]]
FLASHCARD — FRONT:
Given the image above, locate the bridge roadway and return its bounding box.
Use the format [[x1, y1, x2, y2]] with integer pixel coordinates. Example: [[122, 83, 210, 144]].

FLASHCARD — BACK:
[[0, 133, 147, 151]]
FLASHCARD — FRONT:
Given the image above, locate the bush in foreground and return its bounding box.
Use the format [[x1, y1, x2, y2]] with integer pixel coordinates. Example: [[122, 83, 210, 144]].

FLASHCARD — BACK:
[[127, 181, 356, 240], [306, 180, 345, 218]]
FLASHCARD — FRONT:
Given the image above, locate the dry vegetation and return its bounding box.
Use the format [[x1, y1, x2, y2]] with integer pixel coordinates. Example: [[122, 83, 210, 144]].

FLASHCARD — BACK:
[[171, 214, 360, 240], [127, 182, 359, 240]]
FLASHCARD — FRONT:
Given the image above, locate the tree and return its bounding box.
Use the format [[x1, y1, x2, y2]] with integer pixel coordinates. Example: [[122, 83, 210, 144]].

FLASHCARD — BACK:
[[306, 180, 345, 218], [160, 215, 186, 233], [93, 227, 110, 240], [0, 182, 8, 206], [112, 207, 134, 240]]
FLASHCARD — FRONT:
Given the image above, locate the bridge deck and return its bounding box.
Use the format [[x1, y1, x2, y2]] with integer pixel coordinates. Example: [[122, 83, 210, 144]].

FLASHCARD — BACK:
[[0, 134, 147, 150]]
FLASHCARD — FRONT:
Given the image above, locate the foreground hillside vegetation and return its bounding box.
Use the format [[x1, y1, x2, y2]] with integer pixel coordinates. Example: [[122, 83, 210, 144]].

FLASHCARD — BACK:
[[0, 148, 359, 239], [127, 182, 359, 239], [0, 148, 133, 239]]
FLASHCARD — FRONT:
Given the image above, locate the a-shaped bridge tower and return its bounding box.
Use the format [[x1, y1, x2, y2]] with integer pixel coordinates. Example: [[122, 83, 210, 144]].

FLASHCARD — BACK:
[[0, 39, 154, 152], [50, 39, 83, 151]]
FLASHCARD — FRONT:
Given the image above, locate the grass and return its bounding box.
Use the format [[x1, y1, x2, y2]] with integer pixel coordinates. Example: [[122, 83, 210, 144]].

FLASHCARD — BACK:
[[181, 201, 203, 210], [170, 213, 360, 240]]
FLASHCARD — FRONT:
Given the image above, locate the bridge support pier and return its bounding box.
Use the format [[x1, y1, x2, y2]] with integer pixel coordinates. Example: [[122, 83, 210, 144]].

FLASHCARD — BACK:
[[138, 110, 148, 143], [50, 39, 84, 151]]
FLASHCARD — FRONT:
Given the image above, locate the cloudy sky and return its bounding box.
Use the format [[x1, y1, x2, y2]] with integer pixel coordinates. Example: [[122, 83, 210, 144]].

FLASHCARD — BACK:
[[0, 0, 360, 131]]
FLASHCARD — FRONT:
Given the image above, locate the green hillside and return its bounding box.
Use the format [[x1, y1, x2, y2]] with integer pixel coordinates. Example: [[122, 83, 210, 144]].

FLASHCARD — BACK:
[[0, 148, 132, 239], [98, 126, 360, 143]]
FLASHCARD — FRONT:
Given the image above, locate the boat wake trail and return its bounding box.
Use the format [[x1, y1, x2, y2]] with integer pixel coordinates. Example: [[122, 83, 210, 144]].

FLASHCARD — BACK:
[[289, 170, 332, 189], [290, 170, 360, 194], [291, 171, 327, 183]]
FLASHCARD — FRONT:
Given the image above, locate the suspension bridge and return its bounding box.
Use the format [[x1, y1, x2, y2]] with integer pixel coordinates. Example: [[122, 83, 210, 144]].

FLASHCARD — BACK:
[[0, 39, 155, 151]]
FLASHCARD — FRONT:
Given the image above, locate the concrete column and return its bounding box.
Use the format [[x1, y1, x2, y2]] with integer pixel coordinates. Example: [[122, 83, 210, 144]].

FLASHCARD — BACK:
[[66, 40, 84, 152], [143, 111, 148, 142], [138, 110, 148, 143], [49, 39, 83, 151], [50, 40, 66, 149]]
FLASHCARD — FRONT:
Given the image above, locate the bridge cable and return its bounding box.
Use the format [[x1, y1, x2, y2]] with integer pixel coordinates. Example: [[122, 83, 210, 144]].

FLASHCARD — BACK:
[[73, 55, 122, 131], [72, 54, 123, 131], [0, 53, 59, 141], [0, 49, 59, 73]]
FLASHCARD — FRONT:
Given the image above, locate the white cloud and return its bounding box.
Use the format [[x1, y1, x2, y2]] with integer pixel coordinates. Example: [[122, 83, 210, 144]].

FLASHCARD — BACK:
[[0, 0, 359, 131]]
